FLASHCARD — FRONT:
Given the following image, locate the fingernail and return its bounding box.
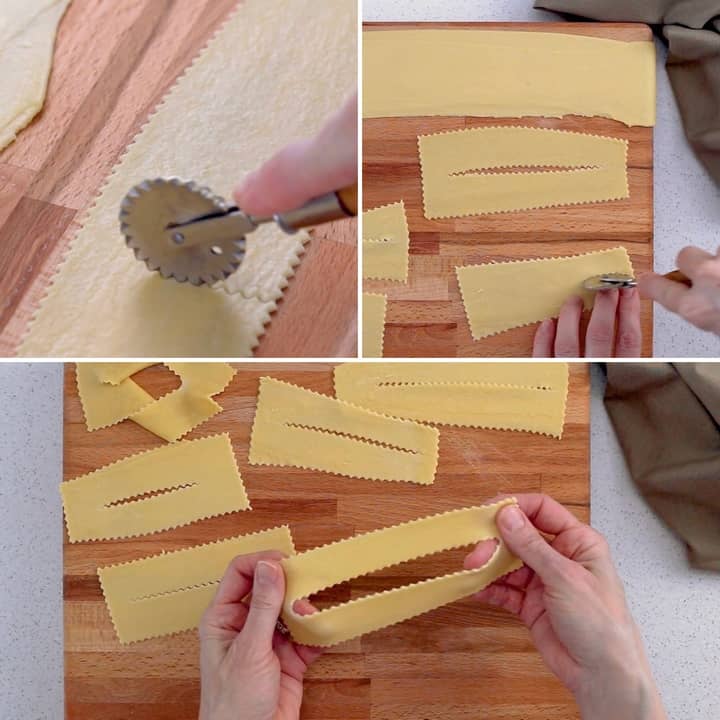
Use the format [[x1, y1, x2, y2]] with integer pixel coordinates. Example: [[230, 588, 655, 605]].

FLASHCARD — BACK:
[[621, 287, 636, 299], [499, 506, 525, 532], [255, 560, 276, 586]]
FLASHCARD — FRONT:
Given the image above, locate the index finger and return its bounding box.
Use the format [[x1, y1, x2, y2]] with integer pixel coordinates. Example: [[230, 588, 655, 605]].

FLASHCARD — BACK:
[[637, 272, 689, 313], [512, 493, 584, 537]]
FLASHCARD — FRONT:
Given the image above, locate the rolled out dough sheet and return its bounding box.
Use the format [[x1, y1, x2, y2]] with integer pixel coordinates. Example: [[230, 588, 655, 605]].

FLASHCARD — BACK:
[[281, 498, 522, 647], [99, 526, 295, 643], [418, 126, 628, 219], [61, 433, 249, 542], [363, 201, 409, 281], [249, 376, 439, 484], [76, 362, 235, 441], [0, 0, 70, 152], [362, 292, 386, 358], [363, 29, 656, 126], [18, 0, 356, 356], [456, 247, 634, 339], [334, 362, 569, 437]]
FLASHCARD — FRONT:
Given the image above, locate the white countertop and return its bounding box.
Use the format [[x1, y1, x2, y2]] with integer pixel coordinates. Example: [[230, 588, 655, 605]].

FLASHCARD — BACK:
[[363, 0, 720, 358], [1, 363, 719, 719]]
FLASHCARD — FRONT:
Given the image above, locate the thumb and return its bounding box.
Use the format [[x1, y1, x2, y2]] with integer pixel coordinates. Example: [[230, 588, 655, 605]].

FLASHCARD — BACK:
[[241, 560, 285, 653], [497, 505, 572, 586]]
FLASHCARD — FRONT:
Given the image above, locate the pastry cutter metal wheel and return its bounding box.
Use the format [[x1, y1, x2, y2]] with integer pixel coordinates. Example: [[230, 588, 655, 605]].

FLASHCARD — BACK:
[[119, 178, 358, 286], [583, 269, 692, 292]]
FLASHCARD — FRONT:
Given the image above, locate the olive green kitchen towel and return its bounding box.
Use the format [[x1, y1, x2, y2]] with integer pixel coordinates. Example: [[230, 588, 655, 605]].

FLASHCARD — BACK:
[[604, 363, 720, 571], [535, 0, 720, 184]]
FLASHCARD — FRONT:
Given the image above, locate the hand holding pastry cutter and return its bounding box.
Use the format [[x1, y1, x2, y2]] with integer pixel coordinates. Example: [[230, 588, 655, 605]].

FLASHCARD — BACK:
[[583, 269, 692, 292], [119, 178, 357, 286]]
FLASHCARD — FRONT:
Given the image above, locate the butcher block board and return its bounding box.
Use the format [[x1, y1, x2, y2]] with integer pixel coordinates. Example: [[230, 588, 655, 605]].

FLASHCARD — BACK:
[[0, 0, 357, 358], [363, 22, 653, 358], [64, 362, 589, 720]]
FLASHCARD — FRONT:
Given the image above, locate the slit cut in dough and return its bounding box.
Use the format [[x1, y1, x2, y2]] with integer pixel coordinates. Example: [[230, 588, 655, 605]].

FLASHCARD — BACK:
[[456, 247, 634, 339], [281, 498, 522, 647], [334, 362, 569, 437], [18, 0, 356, 356], [248, 377, 439, 484], [363, 292, 386, 358], [363, 201, 410, 281], [0, 0, 70, 152], [76, 362, 235, 441], [99, 526, 295, 643], [418, 127, 628, 219], [61, 433, 249, 542], [363, 29, 656, 126]]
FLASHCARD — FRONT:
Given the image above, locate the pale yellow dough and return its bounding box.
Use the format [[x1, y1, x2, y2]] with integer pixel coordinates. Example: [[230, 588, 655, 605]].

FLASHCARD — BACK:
[[334, 362, 569, 437], [249, 377, 439, 484], [363, 29, 656, 126], [363, 201, 410, 281], [456, 247, 634, 339], [362, 292, 386, 358], [281, 498, 522, 647], [0, 0, 70, 152], [419, 127, 628, 219], [19, 0, 356, 356], [99, 526, 295, 644], [76, 362, 235, 440], [61, 434, 249, 542]]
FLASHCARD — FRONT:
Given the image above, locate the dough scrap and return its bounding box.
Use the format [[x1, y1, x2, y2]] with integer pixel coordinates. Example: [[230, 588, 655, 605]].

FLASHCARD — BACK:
[[61, 433, 249, 542], [249, 377, 439, 484], [418, 126, 628, 219], [0, 0, 70, 153], [76, 362, 236, 440], [76, 363, 155, 431], [99, 526, 295, 644], [363, 29, 656, 126], [334, 362, 569, 437], [456, 247, 634, 339], [363, 292, 386, 358], [281, 498, 522, 647], [18, 0, 356, 356], [363, 201, 409, 281]]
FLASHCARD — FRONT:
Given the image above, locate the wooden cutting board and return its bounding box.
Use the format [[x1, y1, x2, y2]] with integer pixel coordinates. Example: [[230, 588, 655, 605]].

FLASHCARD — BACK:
[[64, 362, 589, 720], [363, 22, 653, 358], [0, 0, 357, 358]]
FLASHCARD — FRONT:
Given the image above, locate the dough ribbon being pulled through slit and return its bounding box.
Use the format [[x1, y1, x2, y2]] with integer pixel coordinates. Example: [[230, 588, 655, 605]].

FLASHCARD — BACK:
[[281, 498, 522, 646]]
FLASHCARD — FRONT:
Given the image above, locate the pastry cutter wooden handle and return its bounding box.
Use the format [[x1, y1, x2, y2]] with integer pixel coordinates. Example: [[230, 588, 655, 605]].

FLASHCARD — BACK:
[[120, 178, 357, 286], [583, 269, 692, 292]]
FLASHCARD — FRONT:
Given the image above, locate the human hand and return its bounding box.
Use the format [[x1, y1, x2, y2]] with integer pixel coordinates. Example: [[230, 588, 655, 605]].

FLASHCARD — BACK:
[[638, 246, 720, 334], [465, 495, 667, 720], [199, 551, 322, 720], [233, 93, 357, 216], [533, 288, 641, 357]]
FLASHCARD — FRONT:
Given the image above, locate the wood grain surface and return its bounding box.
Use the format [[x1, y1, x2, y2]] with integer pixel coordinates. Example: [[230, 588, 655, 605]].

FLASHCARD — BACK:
[[363, 22, 653, 358], [0, 0, 357, 358], [64, 362, 589, 720]]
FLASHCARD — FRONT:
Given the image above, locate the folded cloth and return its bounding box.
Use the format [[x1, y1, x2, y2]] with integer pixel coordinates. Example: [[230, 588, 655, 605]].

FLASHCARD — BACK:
[[535, 0, 720, 184], [604, 363, 720, 572]]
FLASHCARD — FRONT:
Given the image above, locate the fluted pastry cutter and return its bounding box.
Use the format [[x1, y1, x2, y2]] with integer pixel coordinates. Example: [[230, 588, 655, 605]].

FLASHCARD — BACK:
[[583, 270, 691, 292], [119, 178, 357, 286]]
